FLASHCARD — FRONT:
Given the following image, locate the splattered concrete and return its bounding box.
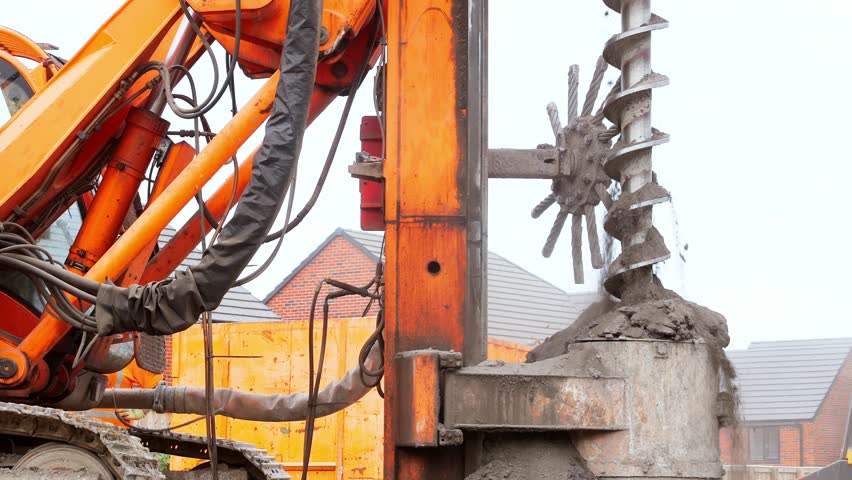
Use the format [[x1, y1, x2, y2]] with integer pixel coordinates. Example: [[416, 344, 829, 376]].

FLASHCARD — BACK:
[[527, 277, 730, 363], [466, 434, 596, 480], [0, 469, 102, 480]]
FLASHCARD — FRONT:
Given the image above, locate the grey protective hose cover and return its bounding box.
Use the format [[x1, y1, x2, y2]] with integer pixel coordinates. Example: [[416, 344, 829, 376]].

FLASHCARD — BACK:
[[99, 343, 382, 421], [95, 0, 322, 336]]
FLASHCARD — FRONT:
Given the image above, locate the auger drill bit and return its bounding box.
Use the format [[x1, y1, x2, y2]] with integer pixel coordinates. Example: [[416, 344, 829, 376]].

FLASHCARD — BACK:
[[600, 0, 672, 300], [532, 59, 614, 284]]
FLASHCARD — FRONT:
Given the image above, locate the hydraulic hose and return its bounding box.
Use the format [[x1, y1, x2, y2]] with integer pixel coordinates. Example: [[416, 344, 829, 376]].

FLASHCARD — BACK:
[[94, 343, 382, 421], [95, 0, 323, 335]]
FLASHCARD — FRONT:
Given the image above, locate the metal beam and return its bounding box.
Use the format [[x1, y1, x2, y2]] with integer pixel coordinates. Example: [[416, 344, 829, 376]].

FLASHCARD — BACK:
[[350, 148, 568, 181], [444, 369, 627, 431], [487, 148, 569, 178], [382, 0, 482, 478]]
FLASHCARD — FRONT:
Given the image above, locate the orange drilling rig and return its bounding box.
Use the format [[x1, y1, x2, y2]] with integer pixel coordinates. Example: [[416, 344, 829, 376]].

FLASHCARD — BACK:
[[0, 1, 748, 479]]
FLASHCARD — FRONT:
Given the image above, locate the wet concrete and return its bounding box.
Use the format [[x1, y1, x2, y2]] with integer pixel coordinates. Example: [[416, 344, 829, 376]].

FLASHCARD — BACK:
[[466, 433, 596, 480], [528, 295, 729, 362]]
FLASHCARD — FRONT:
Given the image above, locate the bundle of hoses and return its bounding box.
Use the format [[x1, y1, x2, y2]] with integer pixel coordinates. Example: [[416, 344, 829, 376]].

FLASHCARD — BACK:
[[0, 222, 101, 332], [94, 0, 322, 336], [96, 342, 382, 421], [0, 0, 322, 338]]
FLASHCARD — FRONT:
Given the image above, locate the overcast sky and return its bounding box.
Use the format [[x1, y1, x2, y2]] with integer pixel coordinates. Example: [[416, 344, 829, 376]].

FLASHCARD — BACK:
[[7, 1, 852, 349]]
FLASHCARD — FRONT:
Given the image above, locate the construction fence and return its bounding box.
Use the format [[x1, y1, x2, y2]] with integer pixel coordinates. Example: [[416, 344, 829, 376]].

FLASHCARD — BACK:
[[168, 318, 533, 479], [724, 465, 820, 480]]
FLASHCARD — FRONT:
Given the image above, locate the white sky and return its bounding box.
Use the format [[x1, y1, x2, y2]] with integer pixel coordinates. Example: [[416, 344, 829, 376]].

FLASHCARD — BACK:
[[6, 1, 852, 349]]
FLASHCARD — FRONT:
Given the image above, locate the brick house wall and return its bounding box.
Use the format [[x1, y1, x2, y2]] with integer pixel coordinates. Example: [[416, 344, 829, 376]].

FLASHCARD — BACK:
[[266, 236, 379, 322], [802, 353, 852, 465], [719, 353, 852, 467], [779, 426, 801, 465], [720, 427, 748, 464]]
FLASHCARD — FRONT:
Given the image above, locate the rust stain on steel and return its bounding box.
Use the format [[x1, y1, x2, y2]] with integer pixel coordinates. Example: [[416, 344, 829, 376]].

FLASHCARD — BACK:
[[394, 350, 441, 447], [443, 373, 627, 431]]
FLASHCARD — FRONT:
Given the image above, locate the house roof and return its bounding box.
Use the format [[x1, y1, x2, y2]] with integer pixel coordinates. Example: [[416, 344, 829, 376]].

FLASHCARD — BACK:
[[727, 337, 852, 423], [266, 228, 600, 344], [38, 206, 278, 324], [162, 228, 280, 323]]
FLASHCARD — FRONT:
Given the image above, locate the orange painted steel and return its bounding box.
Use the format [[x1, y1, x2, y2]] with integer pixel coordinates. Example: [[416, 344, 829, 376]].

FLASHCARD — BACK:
[[140, 87, 337, 285], [140, 147, 256, 284], [0, 292, 39, 343], [0, 1, 381, 393], [83, 72, 277, 285], [186, 0, 378, 78], [140, 13, 379, 284], [0, 0, 181, 222], [0, 27, 60, 89], [2, 71, 277, 387], [11, 108, 169, 384], [120, 141, 197, 286], [66, 108, 170, 271], [382, 0, 479, 478]]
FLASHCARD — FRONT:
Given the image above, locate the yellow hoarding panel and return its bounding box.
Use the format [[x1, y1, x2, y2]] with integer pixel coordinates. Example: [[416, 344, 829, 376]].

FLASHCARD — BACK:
[[170, 318, 531, 479]]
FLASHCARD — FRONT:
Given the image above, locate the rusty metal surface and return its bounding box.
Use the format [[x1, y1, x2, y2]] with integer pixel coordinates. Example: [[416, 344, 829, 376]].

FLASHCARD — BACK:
[[135, 333, 167, 374], [486, 148, 568, 179], [443, 369, 626, 431], [394, 350, 441, 447], [350, 147, 568, 180], [382, 0, 484, 469], [135, 431, 291, 480], [349, 152, 384, 180]]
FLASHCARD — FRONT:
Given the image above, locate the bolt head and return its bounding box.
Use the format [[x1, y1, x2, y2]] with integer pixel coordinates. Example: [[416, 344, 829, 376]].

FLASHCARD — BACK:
[[0, 359, 18, 379]]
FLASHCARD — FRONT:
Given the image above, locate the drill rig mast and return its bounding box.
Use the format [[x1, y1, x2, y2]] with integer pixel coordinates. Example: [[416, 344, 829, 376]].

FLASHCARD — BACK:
[[0, 1, 733, 479]]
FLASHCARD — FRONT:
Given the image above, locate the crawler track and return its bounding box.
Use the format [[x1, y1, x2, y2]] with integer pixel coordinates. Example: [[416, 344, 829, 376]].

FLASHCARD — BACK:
[[0, 402, 290, 479]]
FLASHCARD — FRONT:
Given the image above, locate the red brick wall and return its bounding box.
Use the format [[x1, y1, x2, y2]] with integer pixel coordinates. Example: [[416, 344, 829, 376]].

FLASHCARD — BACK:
[[780, 425, 802, 465], [266, 236, 379, 321], [720, 427, 749, 464], [802, 354, 852, 466], [719, 354, 852, 467], [720, 425, 799, 466], [720, 427, 732, 463]]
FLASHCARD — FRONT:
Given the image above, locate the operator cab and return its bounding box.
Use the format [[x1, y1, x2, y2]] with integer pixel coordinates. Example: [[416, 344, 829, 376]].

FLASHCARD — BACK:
[[0, 56, 35, 124]]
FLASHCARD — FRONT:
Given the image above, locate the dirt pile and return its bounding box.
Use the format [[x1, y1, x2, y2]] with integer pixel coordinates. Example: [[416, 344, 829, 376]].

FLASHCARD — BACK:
[[466, 460, 595, 480], [527, 278, 730, 363], [526, 275, 739, 428], [465, 434, 596, 480]]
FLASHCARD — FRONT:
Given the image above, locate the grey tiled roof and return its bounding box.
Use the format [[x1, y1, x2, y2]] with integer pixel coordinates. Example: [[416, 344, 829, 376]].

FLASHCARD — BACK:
[[337, 229, 600, 345], [163, 229, 280, 323], [727, 338, 852, 422], [36, 206, 278, 323]]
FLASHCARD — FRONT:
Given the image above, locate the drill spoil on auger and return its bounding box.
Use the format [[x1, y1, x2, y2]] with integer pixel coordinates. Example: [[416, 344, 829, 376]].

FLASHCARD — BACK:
[[463, 1, 737, 479]]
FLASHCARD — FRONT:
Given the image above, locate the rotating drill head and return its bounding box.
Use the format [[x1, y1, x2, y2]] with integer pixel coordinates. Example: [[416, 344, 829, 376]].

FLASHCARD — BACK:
[[530, 0, 673, 298], [598, 0, 672, 300]]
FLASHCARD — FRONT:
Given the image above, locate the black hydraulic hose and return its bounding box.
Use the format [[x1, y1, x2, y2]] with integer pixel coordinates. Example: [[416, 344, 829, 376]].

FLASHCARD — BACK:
[[5, 253, 101, 294], [95, 0, 323, 336], [0, 257, 97, 304], [261, 29, 375, 245]]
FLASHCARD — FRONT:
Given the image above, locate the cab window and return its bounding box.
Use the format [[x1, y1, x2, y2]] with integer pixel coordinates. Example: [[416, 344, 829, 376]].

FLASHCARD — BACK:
[[0, 57, 34, 124]]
